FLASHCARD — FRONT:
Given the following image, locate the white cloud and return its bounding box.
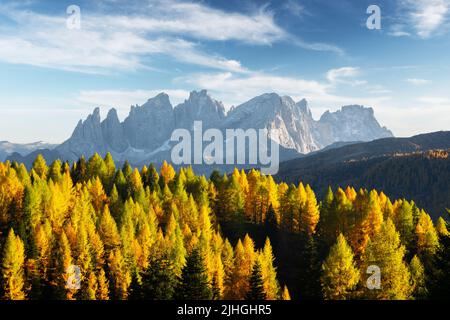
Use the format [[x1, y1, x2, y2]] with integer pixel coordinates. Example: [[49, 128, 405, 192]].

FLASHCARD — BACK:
[[0, 0, 344, 74], [0, 2, 278, 73], [0, 5, 250, 72], [176, 71, 389, 112], [399, 0, 450, 38], [282, 0, 306, 18], [177, 72, 328, 107], [103, 1, 286, 45], [102, 1, 342, 54], [417, 96, 449, 104], [326, 67, 360, 82], [388, 24, 411, 37], [292, 38, 345, 56], [326, 67, 366, 86], [405, 78, 430, 85]]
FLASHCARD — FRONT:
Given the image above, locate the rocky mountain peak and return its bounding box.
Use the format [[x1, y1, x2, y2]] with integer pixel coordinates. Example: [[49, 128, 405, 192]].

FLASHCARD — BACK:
[[137, 93, 172, 113], [187, 90, 225, 115], [123, 93, 175, 151], [102, 108, 127, 153], [88, 107, 101, 123], [174, 90, 225, 129], [316, 105, 393, 146], [320, 105, 376, 122], [71, 107, 101, 139], [188, 89, 208, 99], [105, 108, 120, 122], [296, 99, 312, 117]]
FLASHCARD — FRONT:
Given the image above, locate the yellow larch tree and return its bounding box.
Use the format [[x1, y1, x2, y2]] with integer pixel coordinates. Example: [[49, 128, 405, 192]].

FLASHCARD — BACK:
[[160, 161, 176, 185], [300, 185, 320, 236], [1, 229, 26, 300]]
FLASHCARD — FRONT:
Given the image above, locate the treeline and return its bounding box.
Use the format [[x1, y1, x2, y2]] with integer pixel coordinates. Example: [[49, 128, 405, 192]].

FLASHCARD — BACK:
[[0, 153, 449, 300]]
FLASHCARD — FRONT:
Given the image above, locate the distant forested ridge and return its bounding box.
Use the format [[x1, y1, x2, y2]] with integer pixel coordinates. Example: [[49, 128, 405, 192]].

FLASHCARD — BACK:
[[0, 153, 449, 300], [277, 133, 450, 220]]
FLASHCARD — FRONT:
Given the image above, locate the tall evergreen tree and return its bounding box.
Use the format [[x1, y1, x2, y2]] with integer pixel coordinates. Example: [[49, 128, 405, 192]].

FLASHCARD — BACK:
[[299, 235, 322, 299], [141, 256, 178, 300], [415, 211, 439, 257], [394, 200, 414, 250], [104, 152, 116, 192], [71, 156, 87, 183], [260, 238, 279, 300], [108, 248, 131, 300], [318, 186, 334, 244], [97, 268, 109, 300], [300, 185, 320, 236], [176, 248, 212, 300], [410, 255, 427, 299], [51, 231, 75, 299], [436, 217, 449, 236], [245, 261, 266, 300]]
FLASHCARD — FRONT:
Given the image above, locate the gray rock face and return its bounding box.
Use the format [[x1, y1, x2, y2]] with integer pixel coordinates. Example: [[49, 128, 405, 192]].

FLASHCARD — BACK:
[[58, 107, 106, 161], [101, 108, 128, 153], [55, 90, 394, 164], [123, 93, 175, 150], [175, 90, 226, 130], [224, 93, 318, 153]]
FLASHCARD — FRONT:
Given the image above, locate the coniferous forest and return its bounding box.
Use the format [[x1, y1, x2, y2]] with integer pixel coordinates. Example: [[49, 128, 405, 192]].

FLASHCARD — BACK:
[[0, 153, 449, 300]]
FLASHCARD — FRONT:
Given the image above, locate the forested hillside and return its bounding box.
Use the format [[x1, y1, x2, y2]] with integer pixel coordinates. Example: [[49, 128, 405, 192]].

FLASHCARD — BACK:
[[277, 147, 450, 220], [0, 153, 449, 300]]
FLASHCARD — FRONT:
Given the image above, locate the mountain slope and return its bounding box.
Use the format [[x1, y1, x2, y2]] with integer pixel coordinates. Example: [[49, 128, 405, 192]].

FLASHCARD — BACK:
[[276, 131, 450, 219]]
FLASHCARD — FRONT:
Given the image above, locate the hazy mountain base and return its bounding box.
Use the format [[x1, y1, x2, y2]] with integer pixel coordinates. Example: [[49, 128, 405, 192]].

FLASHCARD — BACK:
[[0, 141, 57, 162]]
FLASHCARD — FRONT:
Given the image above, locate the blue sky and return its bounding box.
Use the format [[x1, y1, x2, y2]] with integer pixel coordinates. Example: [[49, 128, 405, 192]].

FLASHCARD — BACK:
[[0, 0, 449, 143]]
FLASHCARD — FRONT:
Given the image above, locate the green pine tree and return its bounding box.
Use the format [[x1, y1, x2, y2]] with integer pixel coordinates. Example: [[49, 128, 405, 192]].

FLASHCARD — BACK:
[[176, 248, 212, 300], [141, 256, 178, 300], [245, 261, 266, 300]]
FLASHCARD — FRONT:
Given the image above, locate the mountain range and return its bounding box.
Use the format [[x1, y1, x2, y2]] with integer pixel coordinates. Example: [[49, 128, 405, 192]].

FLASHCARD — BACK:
[[51, 90, 392, 167], [2, 90, 393, 172], [0, 141, 56, 162]]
